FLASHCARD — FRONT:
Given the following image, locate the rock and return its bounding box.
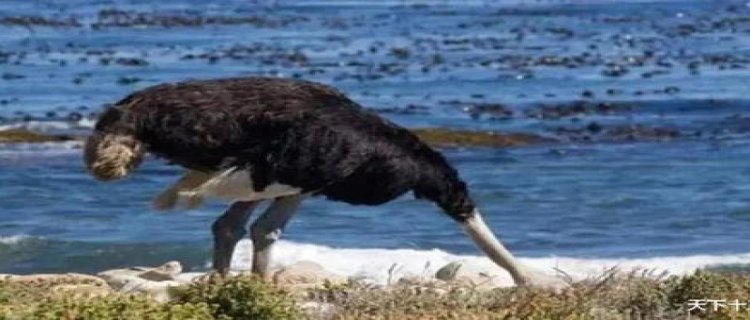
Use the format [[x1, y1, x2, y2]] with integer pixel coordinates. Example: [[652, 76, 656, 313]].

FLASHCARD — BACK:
[[602, 64, 629, 77], [98, 261, 182, 286], [605, 125, 680, 141], [461, 103, 513, 120], [138, 260, 182, 281], [435, 261, 510, 289], [174, 272, 205, 285], [98, 270, 139, 290], [435, 262, 568, 291], [524, 101, 632, 120], [435, 262, 462, 281], [272, 261, 346, 289], [121, 278, 181, 303], [98, 261, 184, 302]]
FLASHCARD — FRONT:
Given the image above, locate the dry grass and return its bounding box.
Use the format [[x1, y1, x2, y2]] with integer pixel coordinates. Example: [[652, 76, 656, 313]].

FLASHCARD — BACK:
[[309, 269, 750, 320]]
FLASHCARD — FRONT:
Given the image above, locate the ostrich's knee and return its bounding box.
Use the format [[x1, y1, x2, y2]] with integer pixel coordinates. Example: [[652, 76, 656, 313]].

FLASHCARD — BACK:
[[212, 216, 246, 244], [210, 201, 258, 273], [250, 224, 282, 250]]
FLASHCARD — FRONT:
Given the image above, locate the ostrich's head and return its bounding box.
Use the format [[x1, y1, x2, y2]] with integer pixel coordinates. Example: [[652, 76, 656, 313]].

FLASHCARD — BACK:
[[84, 107, 145, 181]]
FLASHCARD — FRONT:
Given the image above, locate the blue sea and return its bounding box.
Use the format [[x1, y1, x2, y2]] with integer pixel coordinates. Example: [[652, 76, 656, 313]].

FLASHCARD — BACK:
[[2, 0, 750, 282]]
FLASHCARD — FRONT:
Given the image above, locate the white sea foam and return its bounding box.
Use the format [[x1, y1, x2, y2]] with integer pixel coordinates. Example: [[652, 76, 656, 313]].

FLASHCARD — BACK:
[[227, 239, 750, 286], [0, 121, 70, 132], [0, 140, 83, 156], [0, 118, 94, 132], [0, 234, 35, 245]]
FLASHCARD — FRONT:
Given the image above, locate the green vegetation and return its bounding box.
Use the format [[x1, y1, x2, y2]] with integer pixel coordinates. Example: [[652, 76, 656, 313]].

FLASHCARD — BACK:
[[1, 271, 749, 319], [171, 276, 301, 320], [0, 277, 295, 320]]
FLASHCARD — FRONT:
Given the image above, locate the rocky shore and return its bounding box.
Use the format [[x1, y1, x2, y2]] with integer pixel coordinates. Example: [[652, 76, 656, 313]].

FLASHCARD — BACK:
[[2, 260, 748, 319], [0, 259, 520, 303], [0, 259, 533, 319]]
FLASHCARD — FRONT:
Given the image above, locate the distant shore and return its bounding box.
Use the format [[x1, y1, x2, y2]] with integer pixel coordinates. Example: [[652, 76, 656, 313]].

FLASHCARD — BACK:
[[0, 126, 551, 148]]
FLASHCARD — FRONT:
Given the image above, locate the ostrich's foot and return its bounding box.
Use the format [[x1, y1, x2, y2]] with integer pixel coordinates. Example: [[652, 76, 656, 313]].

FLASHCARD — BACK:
[[250, 195, 306, 278], [207, 201, 259, 281]]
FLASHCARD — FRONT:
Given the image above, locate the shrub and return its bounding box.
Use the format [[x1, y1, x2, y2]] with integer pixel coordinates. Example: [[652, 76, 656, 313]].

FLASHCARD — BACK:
[[665, 270, 750, 320], [27, 295, 212, 320], [171, 276, 301, 320]]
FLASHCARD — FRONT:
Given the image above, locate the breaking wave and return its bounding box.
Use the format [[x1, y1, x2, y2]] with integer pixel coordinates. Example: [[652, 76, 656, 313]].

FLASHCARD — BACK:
[[227, 240, 750, 286]]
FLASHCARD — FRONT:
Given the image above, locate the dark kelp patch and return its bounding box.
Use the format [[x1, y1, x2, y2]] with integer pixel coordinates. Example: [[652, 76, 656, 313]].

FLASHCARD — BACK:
[[0, 127, 551, 148], [0, 129, 76, 143], [412, 128, 554, 148]]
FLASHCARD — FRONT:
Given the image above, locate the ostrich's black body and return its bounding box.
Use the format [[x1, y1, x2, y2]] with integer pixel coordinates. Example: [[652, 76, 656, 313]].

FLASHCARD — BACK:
[[95, 77, 475, 220]]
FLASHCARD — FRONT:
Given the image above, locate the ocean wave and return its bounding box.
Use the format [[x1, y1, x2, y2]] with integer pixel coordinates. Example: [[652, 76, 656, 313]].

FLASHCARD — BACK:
[[0, 140, 83, 154], [0, 234, 38, 245], [0, 119, 94, 132], [228, 240, 750, 285]]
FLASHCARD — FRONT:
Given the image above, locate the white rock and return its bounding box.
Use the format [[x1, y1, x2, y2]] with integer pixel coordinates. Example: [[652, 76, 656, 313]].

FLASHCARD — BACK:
[[174, 272, 205, 285], [119, 277, 181, 303], [98, 261, 186, 302], [435, 261, 512, 289], [138, 261, 182, 281], [272, 260, 346, 287], [98, 261, 183, 287]]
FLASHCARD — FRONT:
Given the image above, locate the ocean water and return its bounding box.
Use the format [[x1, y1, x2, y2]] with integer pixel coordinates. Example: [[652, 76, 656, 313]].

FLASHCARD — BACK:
[[2, 0, 750, 282]]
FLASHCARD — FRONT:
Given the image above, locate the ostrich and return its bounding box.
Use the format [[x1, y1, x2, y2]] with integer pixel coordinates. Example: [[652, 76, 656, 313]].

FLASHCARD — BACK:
[[84, 77, 562, 288]]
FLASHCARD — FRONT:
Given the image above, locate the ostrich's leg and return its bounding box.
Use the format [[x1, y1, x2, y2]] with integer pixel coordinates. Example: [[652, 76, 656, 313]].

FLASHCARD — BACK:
[[462, 210, 566, 288], [211, 201, 260, 274], [249, 194, 306, 278]]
